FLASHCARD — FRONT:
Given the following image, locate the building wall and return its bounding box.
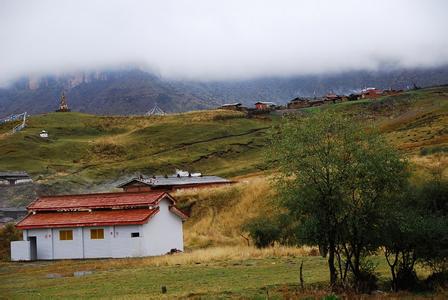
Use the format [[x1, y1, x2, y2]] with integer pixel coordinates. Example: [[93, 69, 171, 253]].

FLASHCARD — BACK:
[[111, 225, 143, 258], [142, 199, 184, 256], [255, 103, 267, 110], [123, 185, 152, 192], [11, 241, 31, 261], [27, 228, 54, 259], [83, 226, 113, 258], [53, 227, 84, 259]]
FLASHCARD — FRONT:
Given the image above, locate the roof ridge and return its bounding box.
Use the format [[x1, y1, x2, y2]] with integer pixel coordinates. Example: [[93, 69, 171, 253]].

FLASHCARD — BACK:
[[39, 191, 165, 199]]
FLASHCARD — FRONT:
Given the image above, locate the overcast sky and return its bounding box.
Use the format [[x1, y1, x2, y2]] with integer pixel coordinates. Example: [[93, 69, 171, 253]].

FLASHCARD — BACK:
[[0, 0, 447, 84]]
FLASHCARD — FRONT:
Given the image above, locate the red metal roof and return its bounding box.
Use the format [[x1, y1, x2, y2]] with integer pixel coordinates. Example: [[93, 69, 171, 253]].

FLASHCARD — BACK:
[[169, 206, 189, 220], [27, 192, 172, 211], [16, 208, 159, 229]]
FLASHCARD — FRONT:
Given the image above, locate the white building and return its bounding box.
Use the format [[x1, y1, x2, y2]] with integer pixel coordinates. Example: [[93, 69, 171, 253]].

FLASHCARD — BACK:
[[11, 191, 187, 261], [39, 130, 48, 138]]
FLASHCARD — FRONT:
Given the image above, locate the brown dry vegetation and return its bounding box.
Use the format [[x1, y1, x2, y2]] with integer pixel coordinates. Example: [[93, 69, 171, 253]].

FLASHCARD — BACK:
[[174, 175, 278, 248]]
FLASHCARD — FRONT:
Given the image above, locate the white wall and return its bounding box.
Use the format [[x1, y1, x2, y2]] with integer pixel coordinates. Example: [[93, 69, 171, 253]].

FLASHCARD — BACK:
[[111, 225, 143, 258], [53, 227, 83, 259], [27, 228, 53, 260], [142, 199, 184, 256], [83, 226, 113, 259], [11, 241, 31, 261]]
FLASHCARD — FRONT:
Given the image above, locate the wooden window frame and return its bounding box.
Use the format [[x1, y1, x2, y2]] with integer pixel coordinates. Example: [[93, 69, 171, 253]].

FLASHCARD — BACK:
[[59, 230, 73, 241], [90, 228, 104, 240]]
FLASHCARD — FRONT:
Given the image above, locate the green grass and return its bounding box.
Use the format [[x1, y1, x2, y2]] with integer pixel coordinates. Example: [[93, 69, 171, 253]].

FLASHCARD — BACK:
[[0, 254, 425, 299], [0, 110, 272, 196]]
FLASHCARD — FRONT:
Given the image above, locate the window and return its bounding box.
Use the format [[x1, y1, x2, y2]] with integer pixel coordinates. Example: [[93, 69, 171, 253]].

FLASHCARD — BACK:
[[90, 229, 104, 239], [59, 230, 73, 240], [131, 232, 140, 238]]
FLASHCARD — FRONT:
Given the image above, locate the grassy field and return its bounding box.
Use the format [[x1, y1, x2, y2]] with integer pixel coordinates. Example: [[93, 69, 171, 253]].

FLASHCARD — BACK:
[[0, 246, 438, 299]]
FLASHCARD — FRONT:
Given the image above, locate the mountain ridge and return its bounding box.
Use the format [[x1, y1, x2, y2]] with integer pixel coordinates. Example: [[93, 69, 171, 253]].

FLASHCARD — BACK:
[[1, 66, 448, 116]]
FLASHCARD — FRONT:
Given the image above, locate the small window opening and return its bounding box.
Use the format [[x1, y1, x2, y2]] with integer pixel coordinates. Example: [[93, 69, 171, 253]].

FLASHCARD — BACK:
[[90, 228, 104, 239], [131, 232, 140, 238], [59, 230, 73, 240]]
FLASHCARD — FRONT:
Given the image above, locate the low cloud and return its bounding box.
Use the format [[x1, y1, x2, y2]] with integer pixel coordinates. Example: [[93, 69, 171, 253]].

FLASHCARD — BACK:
[[1, 0, 447, 84]]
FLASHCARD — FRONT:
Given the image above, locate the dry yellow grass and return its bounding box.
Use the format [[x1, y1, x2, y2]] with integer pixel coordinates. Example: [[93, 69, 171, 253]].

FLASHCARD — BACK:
[[175, 175, 278, 248], [409, 153, 448, 180], [119, 245, 315, 268]]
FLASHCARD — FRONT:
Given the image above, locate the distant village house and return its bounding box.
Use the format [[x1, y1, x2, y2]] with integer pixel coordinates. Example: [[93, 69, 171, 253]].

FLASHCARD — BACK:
[[287, 97, 310, 109], [0, 207, 27, 227], [220, 103, 243, 111], [0, 172, 32, 186], [361, 88, 383, 99], [254, 102, 277, 110], [118, 170, 233, 192]]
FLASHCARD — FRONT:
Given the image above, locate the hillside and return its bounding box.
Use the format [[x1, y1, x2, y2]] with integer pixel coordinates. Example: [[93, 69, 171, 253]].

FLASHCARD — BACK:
[[0, 110, 272, 204], [0, 86, 447, 208]]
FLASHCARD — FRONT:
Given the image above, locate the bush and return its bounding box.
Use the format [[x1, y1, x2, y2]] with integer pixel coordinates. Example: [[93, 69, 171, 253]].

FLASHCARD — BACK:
[[243, 217, 281, 248], [0, 223, 22, 261], [396, 268, 419, 291], [349, 259, 379, 293], [425, 271, 448, 291]]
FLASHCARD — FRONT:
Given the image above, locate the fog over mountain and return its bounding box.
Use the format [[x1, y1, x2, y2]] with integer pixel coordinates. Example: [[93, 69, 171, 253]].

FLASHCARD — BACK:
[[1, 0, 448, 115], [1, 0, 448, 85]]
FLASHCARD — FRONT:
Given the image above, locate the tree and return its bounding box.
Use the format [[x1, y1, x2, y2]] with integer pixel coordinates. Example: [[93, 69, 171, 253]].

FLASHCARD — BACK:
[[269, 111, 408, 289], [244, 216, 281, 248], [383, 177, 448, 291]]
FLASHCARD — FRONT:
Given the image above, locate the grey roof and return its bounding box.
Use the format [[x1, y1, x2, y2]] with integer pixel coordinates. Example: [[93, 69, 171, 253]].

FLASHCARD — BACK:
[[221, 103, 242, 107], [0, 171, 30, 178], [0, 207, 27, 212], [255, 101, 277, 105], [117, 175, 232, 188]]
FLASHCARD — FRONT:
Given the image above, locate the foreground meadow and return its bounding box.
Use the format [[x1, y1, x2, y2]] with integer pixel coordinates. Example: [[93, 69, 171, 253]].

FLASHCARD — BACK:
[[0, 246, 440, 299]]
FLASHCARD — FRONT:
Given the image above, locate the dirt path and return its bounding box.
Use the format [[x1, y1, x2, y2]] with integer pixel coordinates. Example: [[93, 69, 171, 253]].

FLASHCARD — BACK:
[[149, 127, 270, 157]]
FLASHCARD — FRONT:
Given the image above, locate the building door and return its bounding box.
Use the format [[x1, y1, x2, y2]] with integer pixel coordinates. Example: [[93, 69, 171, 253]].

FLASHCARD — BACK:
[[28, 236, 37, 260]]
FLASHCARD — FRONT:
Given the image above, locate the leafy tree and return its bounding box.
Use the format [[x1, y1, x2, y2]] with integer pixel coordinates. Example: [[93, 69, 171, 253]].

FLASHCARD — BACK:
[[382, 176, 448, 291], [269, 111, 408, 289], [416, 177, 448, 275]]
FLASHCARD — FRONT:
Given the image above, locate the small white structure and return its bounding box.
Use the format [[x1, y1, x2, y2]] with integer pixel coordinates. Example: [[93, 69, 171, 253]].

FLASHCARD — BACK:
[[11, 192, 187, 261], [39, 130, 48, 138]]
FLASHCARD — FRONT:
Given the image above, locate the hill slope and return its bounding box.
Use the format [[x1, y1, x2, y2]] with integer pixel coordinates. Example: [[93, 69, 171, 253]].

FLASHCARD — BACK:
[[0, 110, 272, 201], [0, 86, 447, 207]]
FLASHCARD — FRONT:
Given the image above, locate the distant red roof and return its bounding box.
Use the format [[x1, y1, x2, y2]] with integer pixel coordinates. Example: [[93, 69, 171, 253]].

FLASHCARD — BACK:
[[27, 192, 173, 211], [16, 208, 159, 229]]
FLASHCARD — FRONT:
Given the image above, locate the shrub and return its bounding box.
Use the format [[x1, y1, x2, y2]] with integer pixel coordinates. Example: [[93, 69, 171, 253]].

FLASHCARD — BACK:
[[425, 271, 448, 291], [243, 217, 281, 248], [0, 223, 22, 261]]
